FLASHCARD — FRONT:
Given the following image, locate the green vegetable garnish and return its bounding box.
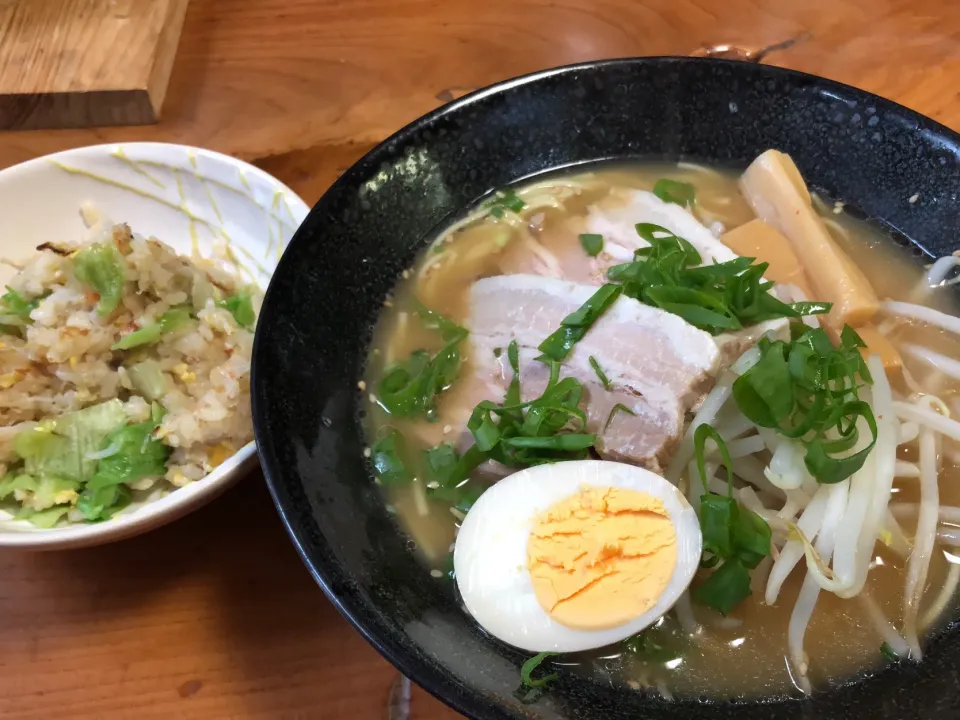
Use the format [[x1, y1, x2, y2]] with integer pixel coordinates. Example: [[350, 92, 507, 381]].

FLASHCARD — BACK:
[[605, 224, 831, 335], [77, 484, 131, 522], [538, 284, 622, 361], [0, 288, 38, 320], [126, 359, 171, 401], [112, 307, 193, 350], [16, 505, 71, 529], [75, 410, 168, 522], [520, 652, 558, 688], [84, 421, 170, 494], [73, 242, 126, 316], [653, 178, 696, 207], [377, 305, 468, 419], [732, 324, 877, 484], [579, 233, 604, 257], [485, 188, 526, 218], [0, 474, 37, 501], [880, 642, 899, 661], [217, 290, 256, 329], [424, 354, 596, 513], [464, 358, 595, 468], [588, 356, 612, 390], [623, 619, 687, 661], [690, 424, 772, 615], [15, 400, 127, 484], [371, 429, 414, 485], [0, 287, 45, 336], [603, 402, 635, 432]]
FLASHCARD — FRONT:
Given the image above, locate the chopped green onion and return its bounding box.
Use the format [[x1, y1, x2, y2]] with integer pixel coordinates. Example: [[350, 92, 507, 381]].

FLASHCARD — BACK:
[[579, 233, 604, 257], [880, 642, 899, 661], [371, 429, 413, 485], [377, 306, 468, 419], [538, 284, 622, 361], [588, 356, 611, 390], [486, 189, 526, 218], [691, 424, 771, 614], [504, 340, 522, 407], [791, 301, 833, 317], [623, 628, 677, 661], [692, 558, 752, 616], [503, 434, 596, 450], [424, 358, 596, 511], [520, 652, 558, 688], [73, 242, 126, 316], [604, 224, 832, 335], [112, 307, 193, 350], [652, 178, 696, 207], [603, 403, 635, 432], [732, 326, 877, 484]]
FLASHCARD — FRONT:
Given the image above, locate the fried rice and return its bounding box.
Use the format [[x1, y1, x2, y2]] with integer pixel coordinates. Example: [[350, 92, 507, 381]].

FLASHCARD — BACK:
[[0, 221, 258, 527]]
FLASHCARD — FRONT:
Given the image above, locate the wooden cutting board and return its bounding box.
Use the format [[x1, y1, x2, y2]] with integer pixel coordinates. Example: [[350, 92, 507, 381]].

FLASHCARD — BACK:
[[0, 0, 189, 130]]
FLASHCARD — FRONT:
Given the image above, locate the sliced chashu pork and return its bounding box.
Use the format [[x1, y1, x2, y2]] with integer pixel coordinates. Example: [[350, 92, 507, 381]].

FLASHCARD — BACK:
[[466, 274, 725, 470], [498, 188, 737, 285]]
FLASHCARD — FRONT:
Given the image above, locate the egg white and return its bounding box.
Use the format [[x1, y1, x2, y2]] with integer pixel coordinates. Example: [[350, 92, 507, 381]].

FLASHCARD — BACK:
[[453, 459, 702, 653]]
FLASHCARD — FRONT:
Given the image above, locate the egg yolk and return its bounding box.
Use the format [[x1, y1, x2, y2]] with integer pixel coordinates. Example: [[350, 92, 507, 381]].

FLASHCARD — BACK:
[[526, 486, 678, 631]]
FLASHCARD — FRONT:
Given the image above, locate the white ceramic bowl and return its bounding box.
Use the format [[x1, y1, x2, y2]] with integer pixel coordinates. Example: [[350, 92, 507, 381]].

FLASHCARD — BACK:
[[0, 142, 309, 549]]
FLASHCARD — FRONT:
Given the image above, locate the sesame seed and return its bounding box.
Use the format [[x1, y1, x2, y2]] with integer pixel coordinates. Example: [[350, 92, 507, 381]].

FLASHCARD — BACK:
[[385, 504, 397, 514], [357, 380, 367, 391], [426, 481, 439, 489], [369, 393, 378, 404], [430, 569, 443, 578], [363, 447, 372, 458], [384, 299, 394, 308], [402, 269, 411, 279], [442, 424, 452, 434], [909, 193, 919, 204]]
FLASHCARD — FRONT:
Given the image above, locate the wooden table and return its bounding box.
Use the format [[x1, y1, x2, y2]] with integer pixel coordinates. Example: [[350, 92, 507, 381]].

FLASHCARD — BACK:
[[2, 0, 959, 717]]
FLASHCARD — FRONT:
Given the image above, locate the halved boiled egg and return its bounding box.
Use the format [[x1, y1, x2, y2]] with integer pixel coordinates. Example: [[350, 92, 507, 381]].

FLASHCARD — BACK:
[[454, 460, 702, 653]]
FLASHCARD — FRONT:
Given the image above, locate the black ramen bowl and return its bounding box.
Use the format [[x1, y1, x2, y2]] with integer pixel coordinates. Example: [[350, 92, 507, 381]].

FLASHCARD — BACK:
[[251, 57, 960, 719]]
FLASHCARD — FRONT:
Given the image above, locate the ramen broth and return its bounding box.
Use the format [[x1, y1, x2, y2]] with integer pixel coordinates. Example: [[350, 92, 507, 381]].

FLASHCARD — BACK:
[[363, 162, 960, 697]]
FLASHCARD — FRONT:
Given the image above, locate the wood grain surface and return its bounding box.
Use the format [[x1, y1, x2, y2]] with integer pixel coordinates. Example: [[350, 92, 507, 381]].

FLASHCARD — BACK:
[[0, 0, 189, 130], [1, 0, 958, 717]]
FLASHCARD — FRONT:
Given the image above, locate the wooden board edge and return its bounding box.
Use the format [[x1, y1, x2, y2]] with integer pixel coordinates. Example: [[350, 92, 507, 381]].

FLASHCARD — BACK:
[[146, 0, 191, 118]]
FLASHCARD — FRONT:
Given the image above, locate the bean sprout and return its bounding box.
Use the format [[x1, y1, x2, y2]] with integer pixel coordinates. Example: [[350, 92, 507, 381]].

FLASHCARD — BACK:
[[766, 486, 829, 605], [903, 425, 939, 659], [924, 255, 960, 288], [881, 300, 960, 337], [902, 344, 960, 384], [859, 592, 910, 658], [921, 561, 960, 630], [894, 400, 960, 442], [788, 481, 848, 693]]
